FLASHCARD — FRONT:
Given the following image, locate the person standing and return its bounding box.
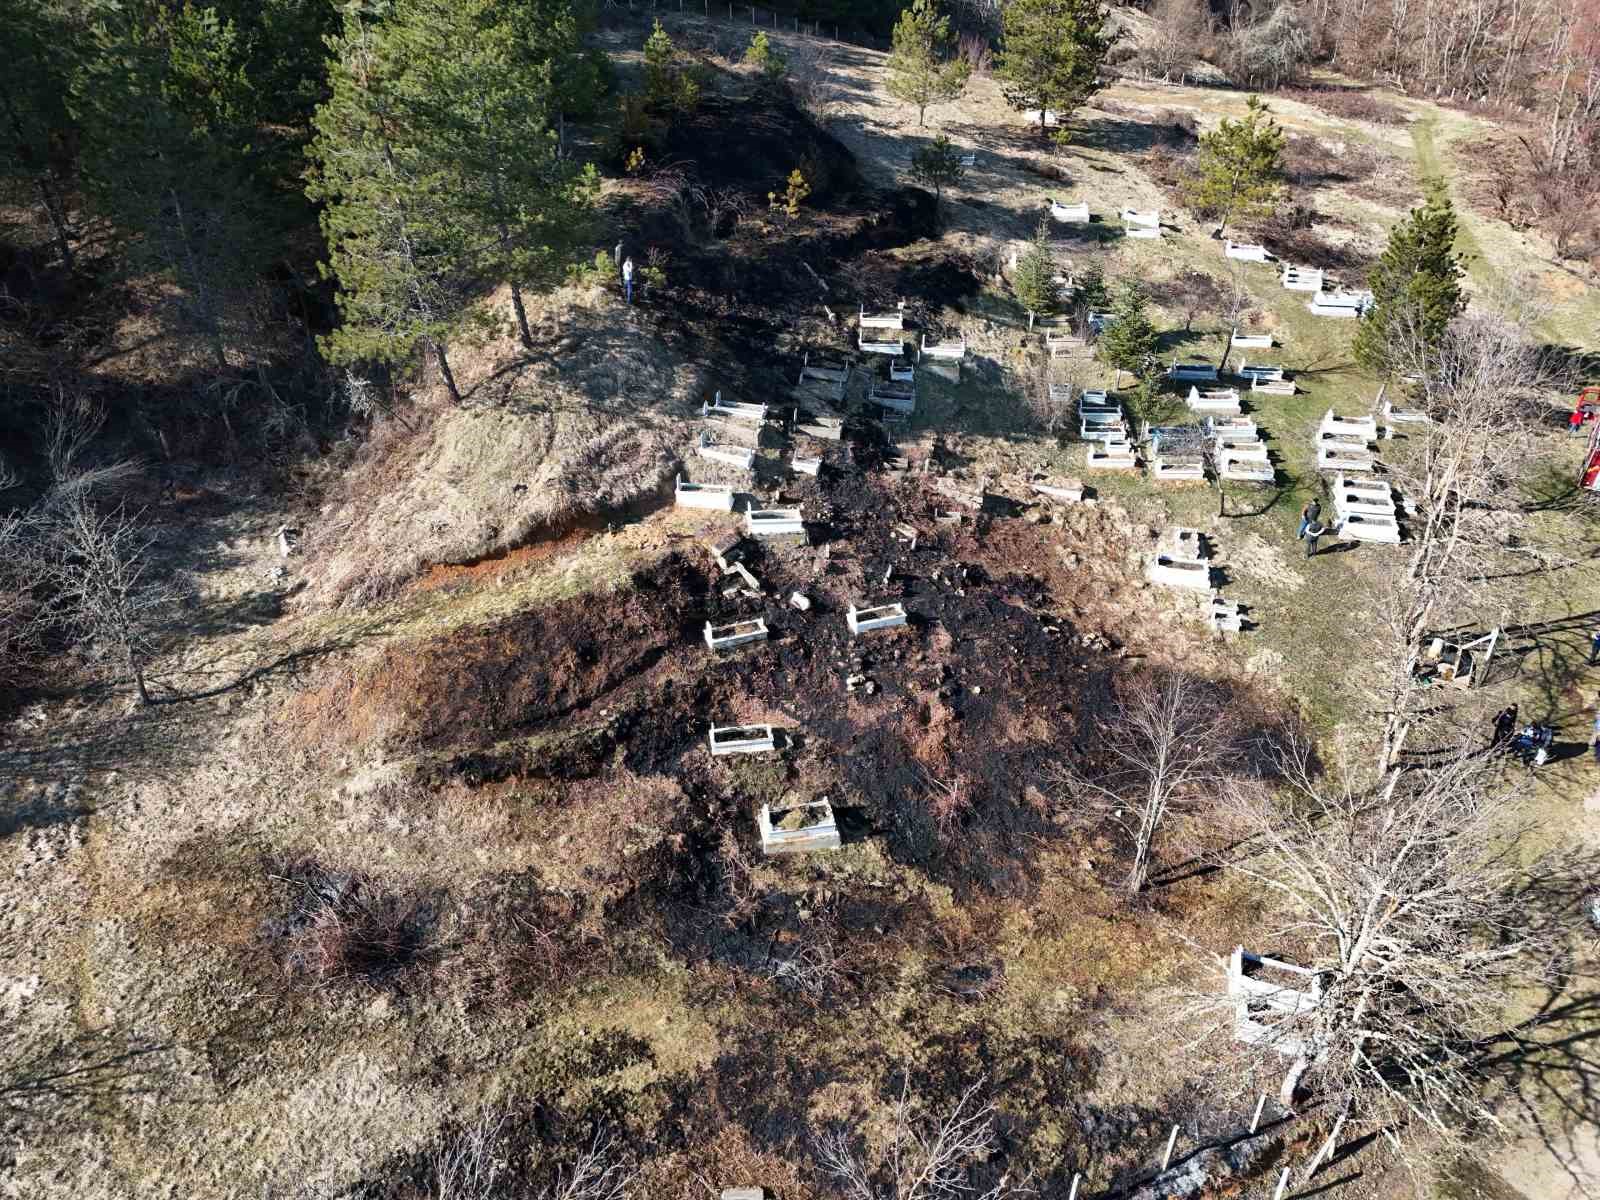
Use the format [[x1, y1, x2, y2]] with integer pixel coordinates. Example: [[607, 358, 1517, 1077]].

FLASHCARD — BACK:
[[622, 256, 634, 304], [1304, 519, 1326, 558], [1493, 704, 1518, 747], [1297, 497, 1321, 539], [1571, 407, 1586, 437], [1589, 626, 1600, 666]]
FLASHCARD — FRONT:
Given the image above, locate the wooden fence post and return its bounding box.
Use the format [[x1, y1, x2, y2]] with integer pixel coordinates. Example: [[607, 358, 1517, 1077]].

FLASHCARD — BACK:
[[1161, 1124, 1179, 1170], [1250, 1093, 1267, 1134]]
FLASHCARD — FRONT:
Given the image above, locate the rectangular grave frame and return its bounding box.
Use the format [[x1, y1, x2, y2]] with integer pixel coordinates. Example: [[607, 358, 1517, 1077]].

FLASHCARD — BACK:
[[1225, 240, 1269, 262], [1308, 289, 1373, 318], [1280, 265, 1325, 292], [746, 507, 806, 537], [704, 617, 769, 651], [1148, 555, 1212, 590], [697, 431, 755, 471], [703, 394, 769, 422], [676, 475, 736, 511], [708, 723, 778, 756], [1169, 362, 1220, 383], [859, 303, 906, 331], [847, 601, 909, 634], [1231, 331, 1274, 349], [1050, 198, 1090, 223], [920, 334, 967, 362], [759, 800, 841, 854]]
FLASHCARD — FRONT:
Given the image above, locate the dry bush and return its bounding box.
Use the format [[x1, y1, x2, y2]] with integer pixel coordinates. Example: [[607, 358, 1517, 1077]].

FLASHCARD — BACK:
[[955, 32, 992, 74], [1278, 86, 1407, 126], [261, 857, 444, 995], [1255, 212, 1376, 275], [451, 878, 605, 1011], [1282, 135, 1384, 188]]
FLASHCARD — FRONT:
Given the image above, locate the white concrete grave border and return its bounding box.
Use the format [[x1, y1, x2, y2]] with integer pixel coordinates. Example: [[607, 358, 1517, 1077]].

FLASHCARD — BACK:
[[1049, 198, 1090, 223], [1225, 240, 1268, 262], [676, 474, 735, 511], [1337, 513, 1402, 544], [704, 618, 768, 651], [1319, 409, 1377, 441], [697, 431, 755, 472], [1280, 265, 1324, 292], [703, 392, 768, 422], [859, 302, 906, 331], [708, 723, 778, 756], [847, 602, 908, 634], [759, 800, 841, 854], [746, 508, 805, 537], [1169, 361, 1219, 383]]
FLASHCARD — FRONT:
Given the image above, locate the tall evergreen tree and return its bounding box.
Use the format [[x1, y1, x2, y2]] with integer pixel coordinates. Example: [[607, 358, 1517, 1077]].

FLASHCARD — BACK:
[[308, 7, 477, 403], [996, 0, 1116, 142], [1354, 184, 1466, 377], [393, 0, 598, 349], [1185, 94, 1286, 239], [885, 0, 970, 127], [1012, 219, 1061, 324], [73, 5, 278, 370], [1097, 280, 1160, 384], [0, 0, 97, 270]]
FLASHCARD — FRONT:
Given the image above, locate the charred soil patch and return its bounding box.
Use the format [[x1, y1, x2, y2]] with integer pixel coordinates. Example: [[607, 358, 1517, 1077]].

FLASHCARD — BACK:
[[288, 554, 707, 755]]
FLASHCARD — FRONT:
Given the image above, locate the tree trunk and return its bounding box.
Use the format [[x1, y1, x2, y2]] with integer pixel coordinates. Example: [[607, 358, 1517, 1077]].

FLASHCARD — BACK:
[[1279, 1055, 1310, 1109], [919, 101, 926, 126], [128, 643, 151, 706], [434, 342, 462, 405], [34, 176, 74, 272], [509, 280, 534, 350]]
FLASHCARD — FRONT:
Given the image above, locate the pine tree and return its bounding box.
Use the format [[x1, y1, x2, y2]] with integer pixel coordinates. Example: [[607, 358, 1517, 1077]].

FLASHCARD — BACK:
[[642, 19, 698, 116], [0, 0, 91, 270], [1185, 94, 1286, 239], [308, 7, 477, 403], [1070, 262, 1108, 323], [744, 30, 787, 81], [908, 135, 965, 219], [74, 6, 278, 370], [885, 0, 970, 127], [1354, 184, 1466, 377], [1012, 219, 1061, 323], [389, 0, 598, 350], [1097, 280, 1160, 384], [996, 0, 1116, 141]]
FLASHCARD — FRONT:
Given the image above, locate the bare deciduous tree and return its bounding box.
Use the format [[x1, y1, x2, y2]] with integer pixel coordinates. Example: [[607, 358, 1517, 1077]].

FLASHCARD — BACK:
[[1057, 669, 1246, 892], [1364, 299, 1571, 766], [1198, 739, 1572, 1165], [814, 1077, 1023, 1200], [431, 1119, 633, 1200], [48, 497, 170, 705]]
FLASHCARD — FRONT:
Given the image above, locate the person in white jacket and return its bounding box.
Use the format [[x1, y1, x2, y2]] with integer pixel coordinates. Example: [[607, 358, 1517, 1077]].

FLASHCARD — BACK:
[[622, 256, 634, 304]]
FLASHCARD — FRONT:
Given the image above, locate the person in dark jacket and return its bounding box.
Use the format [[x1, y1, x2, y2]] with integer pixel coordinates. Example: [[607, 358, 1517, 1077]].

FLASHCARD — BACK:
[[1492, 704, 1518, 746], [1590, 627, 1600, 666]]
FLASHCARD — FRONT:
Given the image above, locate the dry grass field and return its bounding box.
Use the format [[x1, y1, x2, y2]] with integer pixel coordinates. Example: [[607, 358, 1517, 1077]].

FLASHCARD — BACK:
[[3, 14, 1598, 1200]]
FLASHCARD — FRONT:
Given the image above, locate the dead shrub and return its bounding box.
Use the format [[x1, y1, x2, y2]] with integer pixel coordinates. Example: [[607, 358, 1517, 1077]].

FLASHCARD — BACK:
[[452, 875, 606, 1011], [261, 857, 444, 995], [1279, 86, 1406, 126], [1283, 135, 1383, 188]]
